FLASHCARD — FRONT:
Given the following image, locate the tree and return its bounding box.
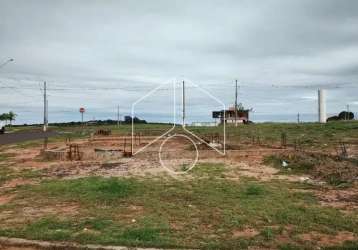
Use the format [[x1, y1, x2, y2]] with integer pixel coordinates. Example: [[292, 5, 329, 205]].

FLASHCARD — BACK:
[[327, 115, 339, 122], [124, 116, 147, 124], [327, 111, 354, 122], [8, 111, 17, 125], [338, 111, 354, 120], [0, 113, 8, 125], [0, 112, 17, 126]]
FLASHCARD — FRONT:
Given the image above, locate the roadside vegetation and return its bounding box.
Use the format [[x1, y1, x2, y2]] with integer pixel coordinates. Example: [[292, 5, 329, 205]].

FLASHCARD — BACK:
[[264, 152, 358, 186], [5, 120, 358, 151]]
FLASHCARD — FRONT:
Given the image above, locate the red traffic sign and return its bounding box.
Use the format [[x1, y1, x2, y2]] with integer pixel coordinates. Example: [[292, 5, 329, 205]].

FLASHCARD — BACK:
[[79, 107, 85, 113]]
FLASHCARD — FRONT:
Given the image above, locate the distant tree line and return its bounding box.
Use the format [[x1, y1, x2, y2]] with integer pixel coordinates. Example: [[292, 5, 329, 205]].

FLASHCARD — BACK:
[[327, 111, 354, 122], [124, 116, 146, 124], [49, 116, 146, 126], [12, 116, 147, 127], [0, 111, 17, 125]]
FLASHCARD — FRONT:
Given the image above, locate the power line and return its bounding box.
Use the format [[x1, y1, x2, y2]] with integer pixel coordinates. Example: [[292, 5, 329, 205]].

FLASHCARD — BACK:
[[1, 81, 357, 92], [0, 80, 41, 99]]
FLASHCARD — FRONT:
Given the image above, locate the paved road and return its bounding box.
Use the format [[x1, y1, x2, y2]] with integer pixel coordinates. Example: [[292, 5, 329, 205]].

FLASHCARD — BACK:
[[0, 131, 58, 145]]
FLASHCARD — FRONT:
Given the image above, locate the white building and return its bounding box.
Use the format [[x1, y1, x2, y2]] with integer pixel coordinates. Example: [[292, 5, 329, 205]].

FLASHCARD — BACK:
[[191, 122, 217, 127]]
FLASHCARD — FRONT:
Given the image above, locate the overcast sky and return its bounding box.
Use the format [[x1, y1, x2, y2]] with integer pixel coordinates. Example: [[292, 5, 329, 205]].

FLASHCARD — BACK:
[[0, 0, 357, 124]]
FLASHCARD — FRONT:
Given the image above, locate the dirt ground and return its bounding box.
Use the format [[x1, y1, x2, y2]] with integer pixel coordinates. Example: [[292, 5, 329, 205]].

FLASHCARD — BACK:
[[0, 134, 358, 249], [1, 135, 305, 181], [1, 135, 357, 207]]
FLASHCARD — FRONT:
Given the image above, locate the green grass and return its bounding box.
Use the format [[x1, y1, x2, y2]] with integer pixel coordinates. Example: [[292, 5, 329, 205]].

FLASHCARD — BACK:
[[0, 217, 171, 247], [260, 227, 275, 240], [8, 121, 358, 153], [186, 120, 358, 149], [263, 154, 315, 174], [0, 167, 43, 186], [0, 153, 15, 185], [323, 241, 358, 250], [0, 153, 16, 162], [2, 170, 357, 249], [20, 176, 137, 205], [190, 162, 226, 177], [17, 169, 43, 179], [244, 183, 265, 196], [279, 243, 304, 250]]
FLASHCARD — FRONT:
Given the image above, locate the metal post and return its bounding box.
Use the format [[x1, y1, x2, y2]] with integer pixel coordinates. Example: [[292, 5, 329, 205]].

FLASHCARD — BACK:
[[46, 99, 48, 128], [235, 79, 238, 127], [117, 105, 120, 128]]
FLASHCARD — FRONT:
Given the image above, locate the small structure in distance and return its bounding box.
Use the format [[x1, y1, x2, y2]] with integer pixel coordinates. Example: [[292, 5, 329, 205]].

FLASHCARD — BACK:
[[213, 104, 250, 124], [191, 122, 217, 127]]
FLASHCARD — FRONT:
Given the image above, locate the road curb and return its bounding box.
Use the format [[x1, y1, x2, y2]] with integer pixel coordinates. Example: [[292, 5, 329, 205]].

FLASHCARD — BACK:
[[0, 237, 192, 250]]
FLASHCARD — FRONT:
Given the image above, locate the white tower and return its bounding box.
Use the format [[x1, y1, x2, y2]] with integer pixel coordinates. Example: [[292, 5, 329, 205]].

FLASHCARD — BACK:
[[318, 89, 326, 123]]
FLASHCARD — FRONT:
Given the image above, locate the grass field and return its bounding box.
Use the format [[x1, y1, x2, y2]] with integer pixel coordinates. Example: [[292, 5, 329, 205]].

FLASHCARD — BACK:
[[7, 120, 358, 147], [0, 121, 357, 249], [1, 165, 357, 249]]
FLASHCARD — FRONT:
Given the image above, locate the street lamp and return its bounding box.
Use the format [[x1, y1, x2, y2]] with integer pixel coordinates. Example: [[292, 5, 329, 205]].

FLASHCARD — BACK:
[[0, 58, 14, 69]]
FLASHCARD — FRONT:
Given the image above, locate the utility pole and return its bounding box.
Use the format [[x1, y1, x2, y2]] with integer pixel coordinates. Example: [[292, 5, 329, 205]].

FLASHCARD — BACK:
[[297, 113, 300, 123], [182, 80, 185, 127], [117, 105, 120, 128], [235, 79, 238, 127], [43, 81, 48, 132], [46, 99, 48, 127]]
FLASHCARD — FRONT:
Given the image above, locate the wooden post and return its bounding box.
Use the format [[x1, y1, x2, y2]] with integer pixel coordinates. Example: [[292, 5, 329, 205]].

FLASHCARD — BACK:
[[281, 132, 287, 148]]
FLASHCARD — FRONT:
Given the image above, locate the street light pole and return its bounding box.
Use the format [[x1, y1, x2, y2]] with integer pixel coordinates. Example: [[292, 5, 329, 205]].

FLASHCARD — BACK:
[[0, 58, 14, 70]]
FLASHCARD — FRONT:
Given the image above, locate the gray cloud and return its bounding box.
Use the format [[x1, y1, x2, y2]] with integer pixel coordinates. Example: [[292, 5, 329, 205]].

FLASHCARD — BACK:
[[0, 0, 357, 123]]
